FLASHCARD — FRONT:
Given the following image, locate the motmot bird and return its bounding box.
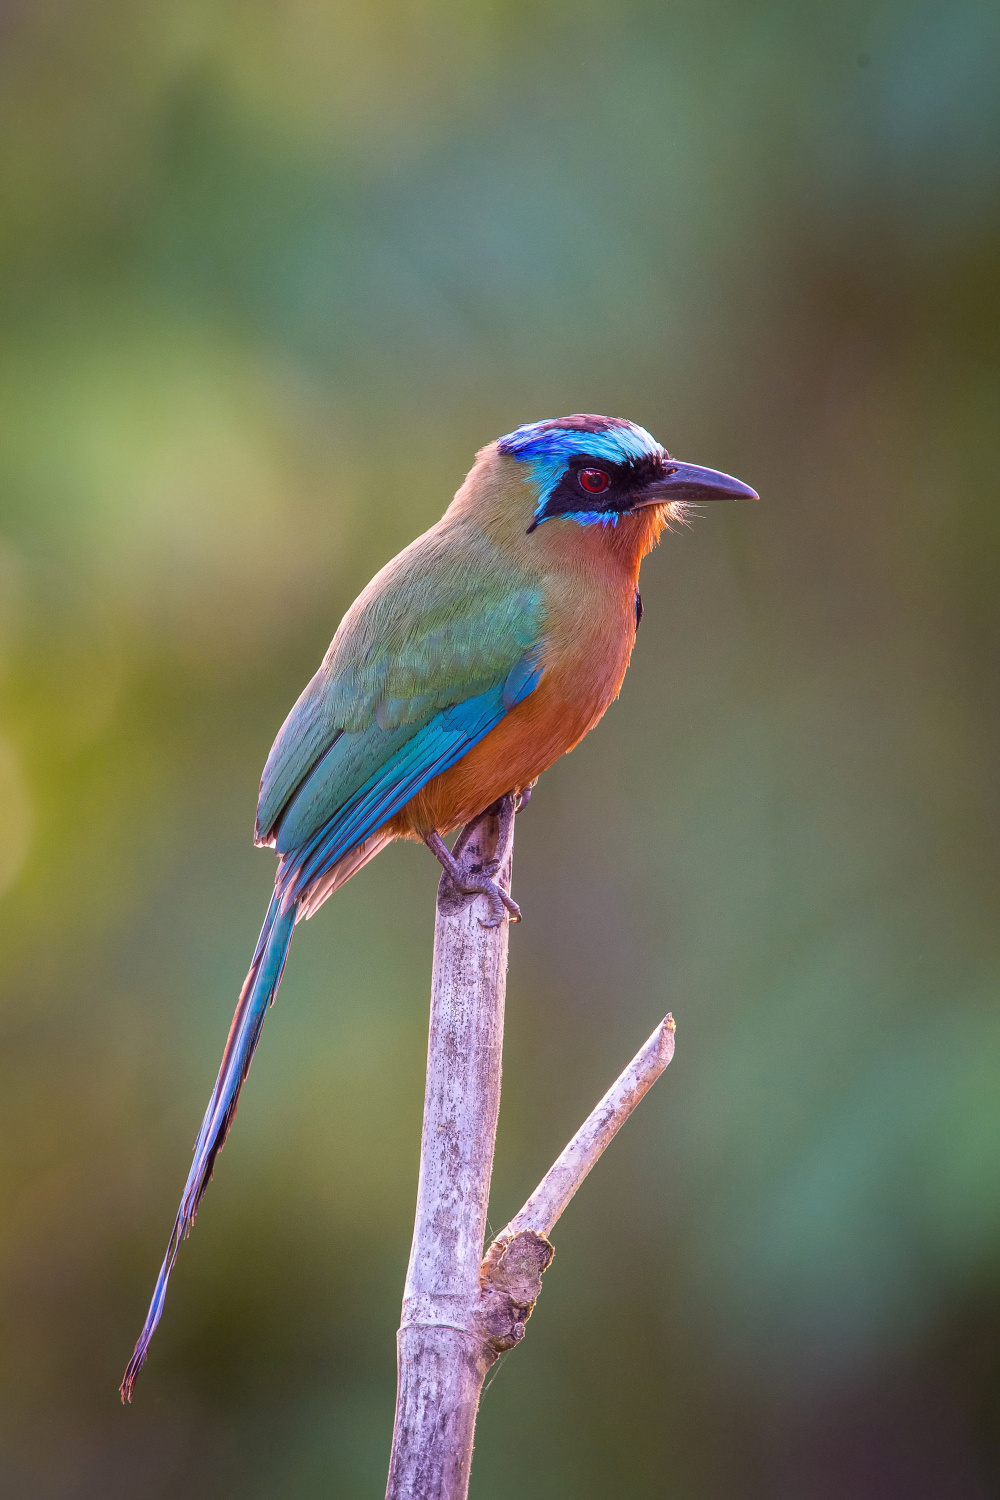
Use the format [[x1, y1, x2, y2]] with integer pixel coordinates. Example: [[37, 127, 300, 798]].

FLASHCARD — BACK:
[[121, 413, 756, 1399]]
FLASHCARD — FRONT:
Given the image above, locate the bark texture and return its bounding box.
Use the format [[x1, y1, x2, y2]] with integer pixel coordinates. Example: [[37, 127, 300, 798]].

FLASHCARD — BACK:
[[386, 804, 514, 1500]]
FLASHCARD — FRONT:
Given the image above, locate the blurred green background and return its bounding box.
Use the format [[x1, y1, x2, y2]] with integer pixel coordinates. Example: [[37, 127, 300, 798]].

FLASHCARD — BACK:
[[1, 0, 998, 1494]]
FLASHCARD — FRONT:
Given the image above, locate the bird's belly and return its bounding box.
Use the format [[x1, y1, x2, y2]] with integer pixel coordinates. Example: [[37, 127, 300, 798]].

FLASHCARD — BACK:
[[388, 614, 634, 838]]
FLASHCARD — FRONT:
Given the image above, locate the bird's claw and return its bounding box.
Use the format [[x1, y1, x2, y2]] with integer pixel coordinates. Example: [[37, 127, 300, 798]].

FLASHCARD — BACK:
[[476, 880, 521, 928], [440, 865, 520, 927], [424, 814, 522, 926]]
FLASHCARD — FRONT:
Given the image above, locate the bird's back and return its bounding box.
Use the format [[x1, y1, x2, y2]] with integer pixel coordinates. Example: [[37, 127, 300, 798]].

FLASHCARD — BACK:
[[256, 496, 545, 851]]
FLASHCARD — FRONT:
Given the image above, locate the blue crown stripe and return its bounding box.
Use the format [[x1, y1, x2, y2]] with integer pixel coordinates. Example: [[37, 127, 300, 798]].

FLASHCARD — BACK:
[[497, 414, 663, 526]]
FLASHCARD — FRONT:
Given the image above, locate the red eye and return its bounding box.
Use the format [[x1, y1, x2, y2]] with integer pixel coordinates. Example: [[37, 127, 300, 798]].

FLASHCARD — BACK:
[[579, 468, 610, 494]]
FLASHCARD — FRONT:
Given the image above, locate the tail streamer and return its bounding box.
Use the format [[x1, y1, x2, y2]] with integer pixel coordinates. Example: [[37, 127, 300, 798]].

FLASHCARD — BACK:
[[120, 892, 296, 1401]]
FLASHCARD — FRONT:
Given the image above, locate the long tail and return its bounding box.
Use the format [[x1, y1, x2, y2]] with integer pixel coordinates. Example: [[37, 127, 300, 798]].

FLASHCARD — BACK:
[[121, 891, 297, 1401]]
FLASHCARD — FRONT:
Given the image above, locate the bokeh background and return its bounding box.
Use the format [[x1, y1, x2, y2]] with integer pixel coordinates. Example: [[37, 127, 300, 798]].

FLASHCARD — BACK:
[[1, 0, 998, 1495]]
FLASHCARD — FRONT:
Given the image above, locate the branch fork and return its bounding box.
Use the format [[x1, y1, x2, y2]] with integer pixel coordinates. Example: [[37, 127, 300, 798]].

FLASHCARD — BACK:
[[386, 798, 675, 1499]]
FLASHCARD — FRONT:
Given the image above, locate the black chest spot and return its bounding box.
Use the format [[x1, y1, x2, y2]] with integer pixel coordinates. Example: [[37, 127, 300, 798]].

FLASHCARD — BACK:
[[634, 588, 643, 631]]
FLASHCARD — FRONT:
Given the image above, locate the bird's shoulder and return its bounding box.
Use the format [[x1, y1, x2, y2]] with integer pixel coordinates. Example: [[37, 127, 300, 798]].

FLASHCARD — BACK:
[[323, 515, 545, 726], [255, 515, 545, 844]]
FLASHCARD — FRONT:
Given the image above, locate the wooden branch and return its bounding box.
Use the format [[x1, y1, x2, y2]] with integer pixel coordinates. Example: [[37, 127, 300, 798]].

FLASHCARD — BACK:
[[476, 1015, 675, 1361], [497, 1013, 675, 1243], [386, 802, 515, 1500], [385, 807, 676, 1500]]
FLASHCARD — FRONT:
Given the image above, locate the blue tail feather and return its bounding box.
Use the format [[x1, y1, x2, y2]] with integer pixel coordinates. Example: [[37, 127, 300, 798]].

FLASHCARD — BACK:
[[120, 894, 296, 1401]]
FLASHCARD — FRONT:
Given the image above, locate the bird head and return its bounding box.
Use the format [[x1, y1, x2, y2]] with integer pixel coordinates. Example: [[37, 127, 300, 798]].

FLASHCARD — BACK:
[[490, 414, 757, 546]]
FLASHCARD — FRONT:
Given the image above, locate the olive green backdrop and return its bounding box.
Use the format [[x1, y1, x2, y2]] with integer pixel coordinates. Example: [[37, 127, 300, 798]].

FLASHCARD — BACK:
[[1, 1, 998, 1495]]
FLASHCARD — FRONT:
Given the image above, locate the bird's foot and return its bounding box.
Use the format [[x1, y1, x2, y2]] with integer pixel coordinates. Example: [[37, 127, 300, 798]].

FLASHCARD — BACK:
[[425, 801, 521, 927]]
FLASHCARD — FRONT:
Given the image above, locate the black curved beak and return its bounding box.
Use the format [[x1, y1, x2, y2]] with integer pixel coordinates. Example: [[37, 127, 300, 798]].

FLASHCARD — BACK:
[[636, 460, 759, 505]]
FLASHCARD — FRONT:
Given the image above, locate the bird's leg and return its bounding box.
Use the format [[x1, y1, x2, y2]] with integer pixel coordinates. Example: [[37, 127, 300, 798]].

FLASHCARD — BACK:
[[425, 798, 521, 928], [483, 791, 517, 879], [449, 806, 495, 864], [450, 781, 532, 865]]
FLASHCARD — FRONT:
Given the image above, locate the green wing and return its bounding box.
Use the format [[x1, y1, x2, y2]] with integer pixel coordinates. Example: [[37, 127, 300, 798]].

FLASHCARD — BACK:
[[256, 530, 545, 849]]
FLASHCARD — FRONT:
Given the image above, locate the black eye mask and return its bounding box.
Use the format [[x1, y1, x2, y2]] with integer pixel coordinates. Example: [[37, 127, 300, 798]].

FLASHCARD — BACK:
[[528, 451, 669, 531]]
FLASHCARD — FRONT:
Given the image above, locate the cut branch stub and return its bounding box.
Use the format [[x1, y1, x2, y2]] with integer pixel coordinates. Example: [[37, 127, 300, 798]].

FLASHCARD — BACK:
[[474, 1013, 676, 1360], [499, 1014, 675, 1243]]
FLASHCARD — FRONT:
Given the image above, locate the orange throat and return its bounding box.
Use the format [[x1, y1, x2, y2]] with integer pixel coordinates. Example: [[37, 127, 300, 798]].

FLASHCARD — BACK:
[[604, 502, 677, 573]]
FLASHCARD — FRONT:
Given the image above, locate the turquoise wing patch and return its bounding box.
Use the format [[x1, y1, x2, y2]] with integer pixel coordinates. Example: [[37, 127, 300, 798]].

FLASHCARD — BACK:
[[276, 651, 543, 909], [257, 582, 544, 844]]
